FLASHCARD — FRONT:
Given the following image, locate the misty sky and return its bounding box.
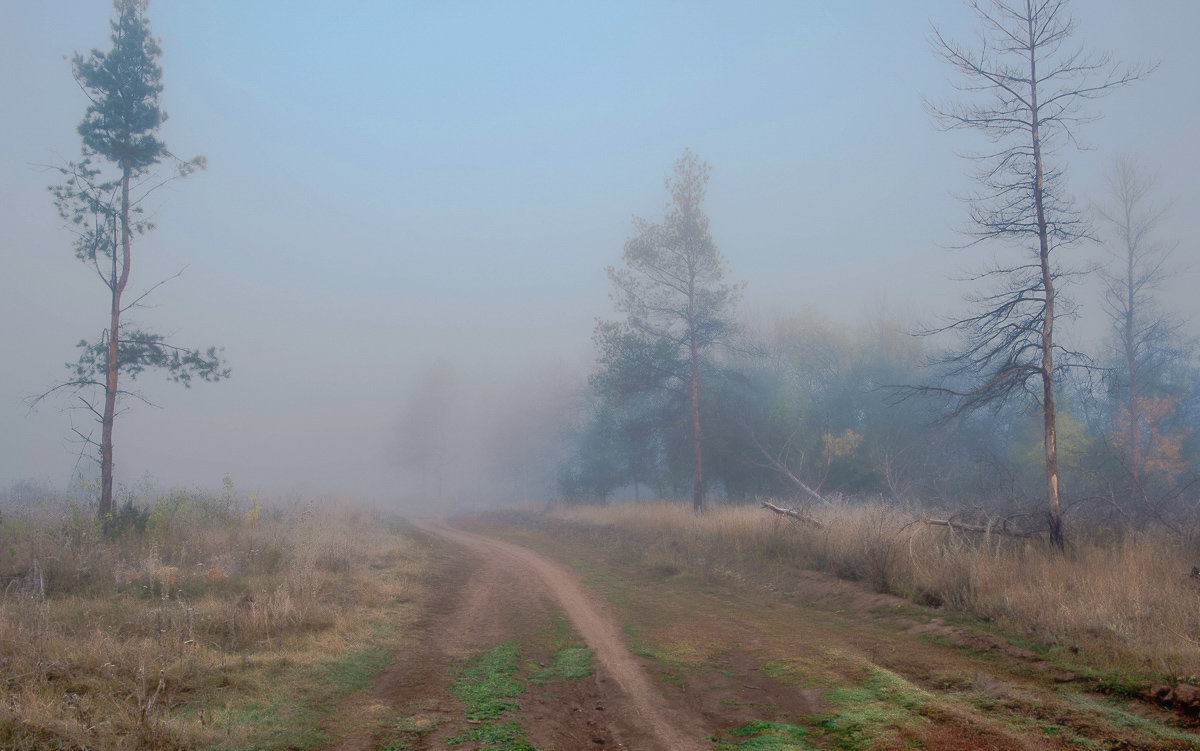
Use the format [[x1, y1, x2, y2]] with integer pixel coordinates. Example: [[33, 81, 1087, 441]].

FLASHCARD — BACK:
[[3, 1, 1197, 503]]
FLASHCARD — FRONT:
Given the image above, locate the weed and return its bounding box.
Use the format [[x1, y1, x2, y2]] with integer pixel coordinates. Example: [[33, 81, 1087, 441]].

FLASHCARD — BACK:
[[1088, 667, 1151, 698], [761, 659, 797, 682]]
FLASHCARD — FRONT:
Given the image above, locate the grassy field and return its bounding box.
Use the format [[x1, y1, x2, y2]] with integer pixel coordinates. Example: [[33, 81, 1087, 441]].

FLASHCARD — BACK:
[[468, 504, 1200, 749], [545, 500, 1200, 687], [0, 491, 431, 750], [4, 490, 1199, 749]]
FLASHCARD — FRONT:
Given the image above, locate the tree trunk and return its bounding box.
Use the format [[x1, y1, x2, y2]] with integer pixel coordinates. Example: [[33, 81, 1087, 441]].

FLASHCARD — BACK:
[[1027, 11, 1063, 550], [1124, 228, 1145, 504], [690, 332, 704, 513], [100, 168, 133, 519]]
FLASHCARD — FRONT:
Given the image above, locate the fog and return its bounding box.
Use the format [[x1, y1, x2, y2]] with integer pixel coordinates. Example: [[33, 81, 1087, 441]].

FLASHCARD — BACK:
[[3, 1, 1198, 509]]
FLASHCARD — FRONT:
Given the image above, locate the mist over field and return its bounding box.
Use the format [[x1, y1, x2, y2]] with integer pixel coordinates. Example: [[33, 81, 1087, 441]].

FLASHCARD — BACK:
[[3, 1, 1198, 513]]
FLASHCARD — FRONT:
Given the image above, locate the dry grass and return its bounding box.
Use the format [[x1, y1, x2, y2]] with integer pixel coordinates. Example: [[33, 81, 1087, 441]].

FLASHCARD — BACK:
[[0, 492, 427, 749], [550, 500, 1200, 682]]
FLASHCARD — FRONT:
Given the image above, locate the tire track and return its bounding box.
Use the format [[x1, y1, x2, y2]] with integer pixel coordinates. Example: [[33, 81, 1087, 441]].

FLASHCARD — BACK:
[[414, 518, 708, 751]]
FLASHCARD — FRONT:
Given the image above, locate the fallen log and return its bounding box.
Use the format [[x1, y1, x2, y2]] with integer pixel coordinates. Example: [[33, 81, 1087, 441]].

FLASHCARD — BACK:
[[761, 500, 824, 528], [919, 517, 1041, 538]]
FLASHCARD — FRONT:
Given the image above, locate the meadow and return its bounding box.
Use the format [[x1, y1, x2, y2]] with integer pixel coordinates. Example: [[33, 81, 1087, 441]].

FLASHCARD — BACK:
[[3, 488, 1200, 750], [0, 489, 429, 750], [549, 499, 1200, 687]]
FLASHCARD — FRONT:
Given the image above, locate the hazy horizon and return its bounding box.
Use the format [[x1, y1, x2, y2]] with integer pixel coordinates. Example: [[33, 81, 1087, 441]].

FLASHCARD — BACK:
[[3, 1, 1197, 508]]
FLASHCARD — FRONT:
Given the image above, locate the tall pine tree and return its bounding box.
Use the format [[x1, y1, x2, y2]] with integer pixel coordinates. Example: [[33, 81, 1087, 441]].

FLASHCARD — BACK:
[[44, 0, 227, 518]]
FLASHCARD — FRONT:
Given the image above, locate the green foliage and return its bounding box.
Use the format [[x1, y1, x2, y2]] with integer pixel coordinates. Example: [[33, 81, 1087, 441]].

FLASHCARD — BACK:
[[44, 0, 222, 518], [73, 0, 166, 172], [207, 699, 326, 751], [101, 497, 149, 536], [563, 305, 959, 504], [557, 401, 629, 501], [70, 328, 228, 387], [582, 150, 741, 508]]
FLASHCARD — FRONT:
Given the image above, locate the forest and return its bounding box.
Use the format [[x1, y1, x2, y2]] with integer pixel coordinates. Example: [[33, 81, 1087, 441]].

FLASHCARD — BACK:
[[553, 148, 1198, 529]]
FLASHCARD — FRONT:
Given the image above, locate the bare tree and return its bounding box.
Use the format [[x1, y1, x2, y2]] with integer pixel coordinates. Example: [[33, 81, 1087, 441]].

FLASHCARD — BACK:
[[925, 0, 1150, 547], [1095, 156, 1188, 511]]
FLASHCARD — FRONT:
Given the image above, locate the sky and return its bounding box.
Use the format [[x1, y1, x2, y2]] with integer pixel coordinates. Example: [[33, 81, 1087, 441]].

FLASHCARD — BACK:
[[2, 1, 1198, 506]]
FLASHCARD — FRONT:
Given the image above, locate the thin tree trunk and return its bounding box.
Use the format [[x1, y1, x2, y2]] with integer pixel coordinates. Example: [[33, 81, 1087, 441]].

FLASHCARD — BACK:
[[1124, 222, 1145, 505], [1027, 8, 1063, 550], [100, 168, 132, 519], [690, 332, 703, 513]]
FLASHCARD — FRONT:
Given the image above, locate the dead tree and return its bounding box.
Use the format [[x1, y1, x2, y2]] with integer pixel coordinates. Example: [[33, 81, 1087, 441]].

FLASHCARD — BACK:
[[1095, 156, 1188, 517], [925, 0, 1151, 549]]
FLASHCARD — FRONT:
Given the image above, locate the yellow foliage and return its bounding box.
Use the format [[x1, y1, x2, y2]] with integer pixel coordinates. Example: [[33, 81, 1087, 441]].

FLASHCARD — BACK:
[[245, 494, 262, 526], [1110, 395, 1190, 480], [823, 428, 863, 462]]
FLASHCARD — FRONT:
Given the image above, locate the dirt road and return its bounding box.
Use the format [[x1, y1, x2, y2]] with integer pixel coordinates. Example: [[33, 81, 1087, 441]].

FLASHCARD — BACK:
[[330, 516, 1200, 750], [333, 518, 709, 750], [415, 519, 708, 750]]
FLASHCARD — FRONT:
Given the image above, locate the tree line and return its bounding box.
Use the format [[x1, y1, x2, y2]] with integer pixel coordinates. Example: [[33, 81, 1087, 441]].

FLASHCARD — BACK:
[[558, 1, 1196, 544], [35, 1, 1195, 544]]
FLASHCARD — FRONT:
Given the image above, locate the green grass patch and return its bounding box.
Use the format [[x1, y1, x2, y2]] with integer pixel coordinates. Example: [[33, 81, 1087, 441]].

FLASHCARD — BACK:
[[761, 659, 798, 682], [815, 666, 933, 750], [1066, 694, 1200, 746], [321, 648, 393, 697], [532, 646, 595, 684], [710, 720, 817, 750], [205, 698, 327, 750], [448, 643, 538, 750], [452, 643, 526, 721], [198, 648, 395, 750], [448, 720, 538, 749]]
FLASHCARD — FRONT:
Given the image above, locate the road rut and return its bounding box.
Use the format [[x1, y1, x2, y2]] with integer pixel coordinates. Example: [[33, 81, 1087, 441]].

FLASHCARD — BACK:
[[415, 518, 708, 750]]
